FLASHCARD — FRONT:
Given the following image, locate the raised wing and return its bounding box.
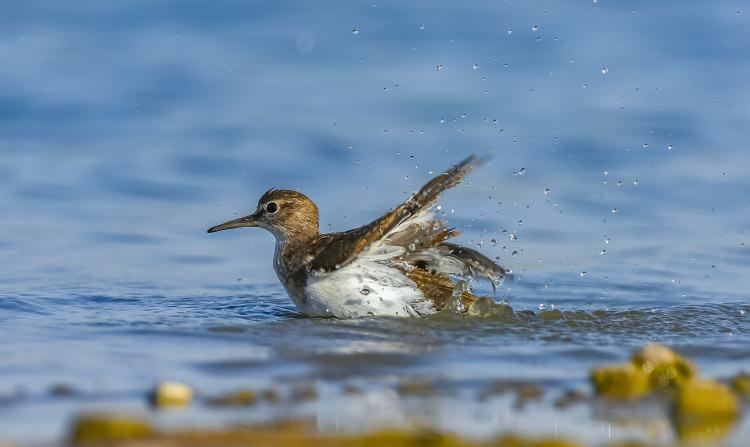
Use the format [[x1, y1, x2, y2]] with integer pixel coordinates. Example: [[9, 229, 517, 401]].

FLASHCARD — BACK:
[[307, 154, 487, 274]]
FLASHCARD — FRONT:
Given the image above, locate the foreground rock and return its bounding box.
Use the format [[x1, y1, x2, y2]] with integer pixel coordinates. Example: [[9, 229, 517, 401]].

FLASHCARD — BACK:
[[590, 343, 742, 442]]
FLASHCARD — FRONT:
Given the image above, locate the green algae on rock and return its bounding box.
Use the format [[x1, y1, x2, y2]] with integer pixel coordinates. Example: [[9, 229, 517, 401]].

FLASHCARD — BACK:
[[632, 343, 695, 389], [591, 344, 695, 400], [591, 363, 650, 400], [70, 414, 154, 445], [68, 417, 582, 447], [671, 378, 740, 442]]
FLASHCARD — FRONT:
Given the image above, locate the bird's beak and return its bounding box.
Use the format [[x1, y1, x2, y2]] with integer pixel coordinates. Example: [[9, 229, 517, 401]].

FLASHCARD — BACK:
[[207, 212, 261, 233]]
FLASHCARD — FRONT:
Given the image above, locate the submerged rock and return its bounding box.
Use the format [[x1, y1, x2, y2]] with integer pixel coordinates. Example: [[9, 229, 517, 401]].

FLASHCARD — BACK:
[[49, 383, 77, 397], [466, 297, 515, 319], [290, 383, 318, 402], [553, 389, 589, 409], [397, 381, 436, 397], [207, 389, 258, 407], [148, 381, 193, 409], [70, 414, 154, 445], [729, 371, 750, 398]]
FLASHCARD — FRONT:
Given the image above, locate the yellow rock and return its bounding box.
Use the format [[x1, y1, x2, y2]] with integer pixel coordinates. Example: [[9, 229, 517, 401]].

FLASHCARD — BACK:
[[70, 414, 154, 445], [729, 371, 750, 397], [148, 381, 193, 408], [671, 378, 740, 442], [631, 343, 695, 389], [207, 389, 258, 407], [591, 362, 650, 400]]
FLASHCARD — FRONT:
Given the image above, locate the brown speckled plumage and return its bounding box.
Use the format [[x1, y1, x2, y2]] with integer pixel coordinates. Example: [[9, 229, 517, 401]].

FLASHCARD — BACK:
[[208, 155, 508, 317]]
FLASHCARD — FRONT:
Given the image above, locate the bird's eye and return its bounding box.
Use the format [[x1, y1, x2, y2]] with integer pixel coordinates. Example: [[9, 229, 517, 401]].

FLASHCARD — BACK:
[[265, 201, 279, 214]]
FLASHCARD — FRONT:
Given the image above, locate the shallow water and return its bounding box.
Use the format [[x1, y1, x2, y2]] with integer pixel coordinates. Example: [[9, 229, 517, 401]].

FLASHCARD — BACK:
[[1, 1, 749, 445]]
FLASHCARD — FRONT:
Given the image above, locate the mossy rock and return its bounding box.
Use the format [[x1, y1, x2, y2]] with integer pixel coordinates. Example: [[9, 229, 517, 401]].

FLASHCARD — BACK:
[[671, 378, 740, 442], [591, 362, 650, 400], [466, 297, 515, 319], [207, 389, 258, 407], [729, 372, 750, 398], [631, 343, 695, 389], [70, 414, 154, 445], [539, 309, 564, 320]]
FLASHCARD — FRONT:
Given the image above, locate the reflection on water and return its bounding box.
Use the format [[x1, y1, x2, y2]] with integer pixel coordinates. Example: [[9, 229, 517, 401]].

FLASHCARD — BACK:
[[0, 0, 748, 445]]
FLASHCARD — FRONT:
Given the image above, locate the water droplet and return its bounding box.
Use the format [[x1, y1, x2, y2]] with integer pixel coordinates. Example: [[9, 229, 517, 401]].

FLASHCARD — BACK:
[[532, 25, 539, 31], [667, 144, 674, 150], [544, 188, 551, 195], [604, 236, 610, 244], [490, 238, 497, 246], [580, 271, 588, 277], [538, 303, 547, 310], [473, 63, 480, 70], [617, 181, 623, 187], [601, 66, 609, 75], [642, 143, 649, 148], [507, 29, 513, 35], [511, 250, 518, 257], [360, 287, 371, 295], [460, 113, 467, 118], [633, 179, 639, 186], [509, 233, 518, 241], [582, 83, 588, 89], [603, 170, 609, 176], [611, 208, 619, 214], [436, 64, 444, 71], [436, 205, 442, 211], [419, 24, 425, 30], [600, 249, 607, 255], [351, 28, 359, 35], [439, 117, 445, 124]]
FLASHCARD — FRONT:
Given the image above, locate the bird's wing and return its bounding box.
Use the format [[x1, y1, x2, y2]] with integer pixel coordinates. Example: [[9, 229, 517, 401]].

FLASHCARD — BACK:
[[306, 154, 487, 274]]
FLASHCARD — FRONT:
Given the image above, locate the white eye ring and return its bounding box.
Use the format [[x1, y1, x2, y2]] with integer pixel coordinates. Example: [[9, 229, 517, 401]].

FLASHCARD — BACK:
[[265, 201, 279, 214]]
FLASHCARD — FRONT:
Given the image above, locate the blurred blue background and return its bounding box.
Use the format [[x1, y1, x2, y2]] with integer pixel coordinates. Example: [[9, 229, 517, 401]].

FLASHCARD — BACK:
[[0, 1, 748, 444]]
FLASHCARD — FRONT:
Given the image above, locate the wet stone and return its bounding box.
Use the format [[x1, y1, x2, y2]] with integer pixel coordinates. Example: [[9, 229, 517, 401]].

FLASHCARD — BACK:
[[148, 381, 193, 409]]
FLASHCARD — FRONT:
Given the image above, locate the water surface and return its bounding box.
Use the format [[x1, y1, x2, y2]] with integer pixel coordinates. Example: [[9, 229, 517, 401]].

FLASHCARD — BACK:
[[0, 1, 748, 445]]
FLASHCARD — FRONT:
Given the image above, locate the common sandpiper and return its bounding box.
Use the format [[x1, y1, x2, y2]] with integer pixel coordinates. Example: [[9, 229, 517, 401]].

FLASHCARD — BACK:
[[208, 155, 507, 318]]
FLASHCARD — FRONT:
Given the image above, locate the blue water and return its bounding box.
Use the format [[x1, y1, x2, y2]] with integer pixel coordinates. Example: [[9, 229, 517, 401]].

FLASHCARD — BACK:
[[1, 1, 749, 445]]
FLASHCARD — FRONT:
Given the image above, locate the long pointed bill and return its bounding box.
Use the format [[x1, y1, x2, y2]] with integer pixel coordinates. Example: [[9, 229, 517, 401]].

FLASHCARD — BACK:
[[207, 212, 260, 233]]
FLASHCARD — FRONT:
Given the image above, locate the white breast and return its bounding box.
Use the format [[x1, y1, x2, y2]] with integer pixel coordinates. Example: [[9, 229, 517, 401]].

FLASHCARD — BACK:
[[303, 258, 432, 318]]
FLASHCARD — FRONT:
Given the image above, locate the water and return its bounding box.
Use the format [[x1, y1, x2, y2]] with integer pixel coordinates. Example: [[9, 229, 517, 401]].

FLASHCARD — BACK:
[[1, 1, 749, 445]]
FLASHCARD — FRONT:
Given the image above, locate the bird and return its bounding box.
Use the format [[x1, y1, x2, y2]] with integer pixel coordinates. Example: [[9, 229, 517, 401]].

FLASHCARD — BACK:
[[208, 155, 508, 318]]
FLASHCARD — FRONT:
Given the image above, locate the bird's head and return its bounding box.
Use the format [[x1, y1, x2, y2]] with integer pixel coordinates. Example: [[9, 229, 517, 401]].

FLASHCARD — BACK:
[[207, 189, 319, 242]]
